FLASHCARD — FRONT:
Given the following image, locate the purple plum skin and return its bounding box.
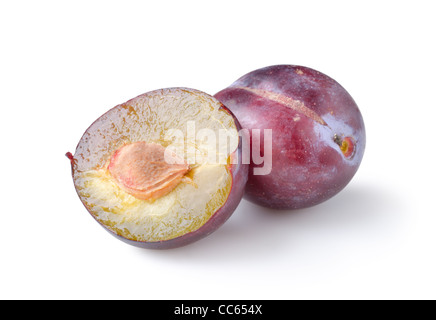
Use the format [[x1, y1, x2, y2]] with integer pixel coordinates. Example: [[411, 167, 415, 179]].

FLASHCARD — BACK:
[[214, 65, 366, 210]]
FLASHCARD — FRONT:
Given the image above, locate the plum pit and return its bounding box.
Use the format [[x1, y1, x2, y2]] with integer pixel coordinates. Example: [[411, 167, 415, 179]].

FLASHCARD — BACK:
[[107, 142, 190, 201]]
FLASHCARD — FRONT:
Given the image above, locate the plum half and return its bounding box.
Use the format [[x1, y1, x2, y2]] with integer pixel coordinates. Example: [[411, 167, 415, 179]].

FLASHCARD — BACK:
[[214, 65, 365, 210], [67, 88, 248, 249]]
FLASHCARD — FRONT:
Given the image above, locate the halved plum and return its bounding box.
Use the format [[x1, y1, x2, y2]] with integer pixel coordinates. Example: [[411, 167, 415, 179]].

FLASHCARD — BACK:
[[67, 88, 248, 249]]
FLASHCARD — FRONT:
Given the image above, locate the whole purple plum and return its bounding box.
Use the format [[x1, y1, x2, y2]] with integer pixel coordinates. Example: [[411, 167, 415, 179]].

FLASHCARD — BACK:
[[214, 65, 365, 209]]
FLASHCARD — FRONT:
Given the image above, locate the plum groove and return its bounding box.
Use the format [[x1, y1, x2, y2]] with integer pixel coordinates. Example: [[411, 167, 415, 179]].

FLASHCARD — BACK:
[[235, 86, 356, 159], [234, 86, 327, 126]]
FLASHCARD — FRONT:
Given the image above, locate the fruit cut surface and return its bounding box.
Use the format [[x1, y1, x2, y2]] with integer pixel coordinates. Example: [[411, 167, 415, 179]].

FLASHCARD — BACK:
[[71, 88, 243, 244]]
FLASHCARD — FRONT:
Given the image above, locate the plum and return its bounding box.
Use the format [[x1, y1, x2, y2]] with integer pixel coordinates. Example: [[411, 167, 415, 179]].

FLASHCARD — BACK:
[[67, 88, 248, 249], [215, 65, 365, 209]]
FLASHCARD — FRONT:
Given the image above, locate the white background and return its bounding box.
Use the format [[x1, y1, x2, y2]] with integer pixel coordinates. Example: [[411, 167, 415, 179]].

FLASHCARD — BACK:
[[1, 1, 435, 300]]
